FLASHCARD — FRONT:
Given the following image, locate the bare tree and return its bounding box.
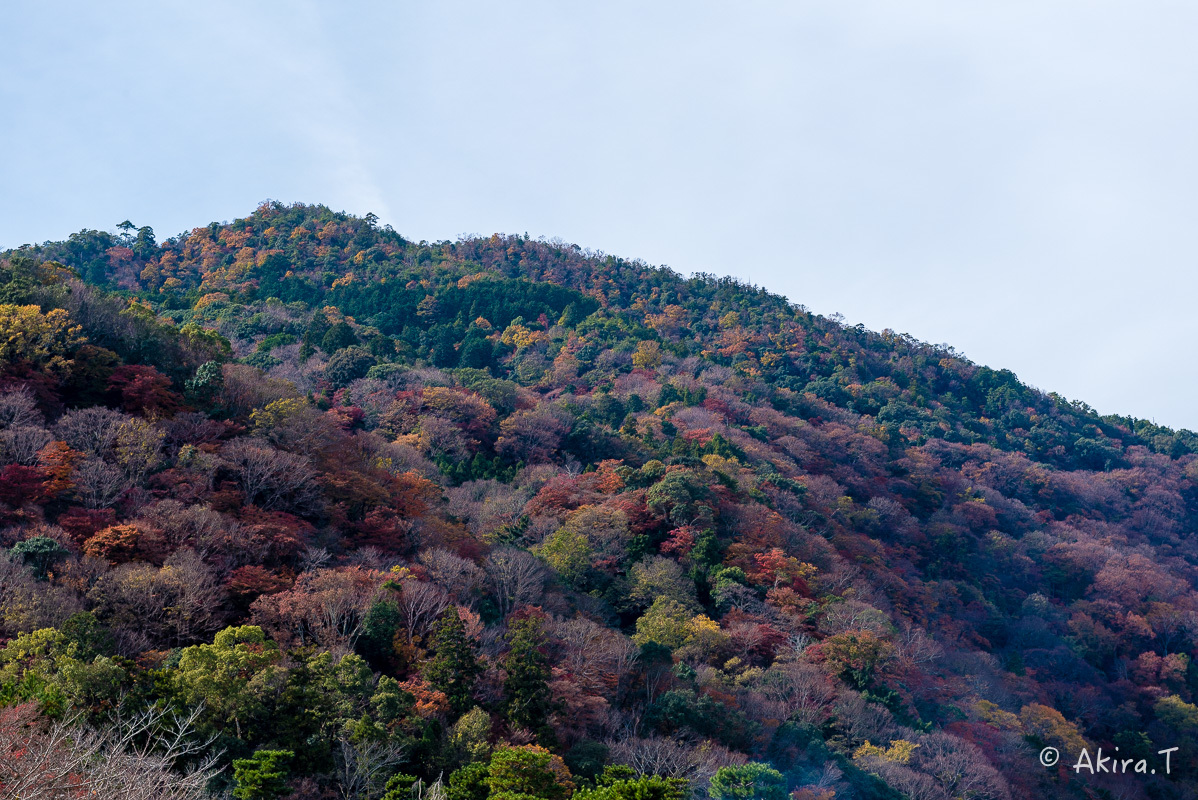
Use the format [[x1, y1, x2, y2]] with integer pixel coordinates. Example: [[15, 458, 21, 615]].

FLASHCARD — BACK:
[[485, 547, 546, 618], [831, 692, 898, 747], [628, 556, 698, 612], [0, 425, 51, 465], [444, 480, 528, 541], [335, 736, 407, 800], [164, 411, 229, 448], [607, 735, 745, 789], [138, 500, 231, 556], [72, 456, 130, 509], [550, 615, 637, 694], [396, 579, 451, 645], [222, 438, 320, 512], [895, 623, 944, 668], [87, 550, 227, 651], [54, 407, 130, 458], [818, 599, 892, 636], [755, 662, 837, 726], [218, 363, 299, 420], [251, 567, 384, 653], [299, 546, 332, 572], [0, 550, 82, 636], [113, 418, 165, 480], [0, 386, 43, 430], [0, 701, 221, 800], [850, 758, 944, 800], [419, 548, 485, 605], [914, 731, 1012, 800], [496, 406, 573, 464]]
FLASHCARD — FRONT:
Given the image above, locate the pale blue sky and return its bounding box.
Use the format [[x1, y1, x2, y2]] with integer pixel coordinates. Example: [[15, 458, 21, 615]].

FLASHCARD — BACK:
[[3, 2, 1196, 428]]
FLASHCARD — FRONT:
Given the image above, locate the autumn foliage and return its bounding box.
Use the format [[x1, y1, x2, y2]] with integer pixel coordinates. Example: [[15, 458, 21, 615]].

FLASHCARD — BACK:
[[0, 205, 1196, 799]]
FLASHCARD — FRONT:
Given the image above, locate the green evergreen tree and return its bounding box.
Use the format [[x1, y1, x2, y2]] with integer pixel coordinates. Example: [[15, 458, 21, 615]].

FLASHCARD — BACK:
[[572, 768, 688, 800], [232, 749, 292, 800], [447, 762, 490, 800], [321, 320, 358, 352], [487, 746, 572, 800], [422, 608, 481, 715], [382, 772, 419, 800], [708, 763, 786, 800], [10, 536, 68, 580], [502, 615, 556, 741], [184, 360, 224, 409], [325, 345, 376, 387]]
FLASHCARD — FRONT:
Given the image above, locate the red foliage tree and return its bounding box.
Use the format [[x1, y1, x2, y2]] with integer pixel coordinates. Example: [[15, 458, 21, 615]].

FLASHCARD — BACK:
[[236, 507, 314, 564], [56, 506, 117, 543], [226, 565, 294, 612], [0, 464, 46, 505], [83, 523, 144, 563], [107, 364, 180, 416]]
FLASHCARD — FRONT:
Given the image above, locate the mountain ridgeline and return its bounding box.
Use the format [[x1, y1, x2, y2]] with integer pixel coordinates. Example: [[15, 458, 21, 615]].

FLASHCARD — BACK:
[[1, 201, 1196, 800]]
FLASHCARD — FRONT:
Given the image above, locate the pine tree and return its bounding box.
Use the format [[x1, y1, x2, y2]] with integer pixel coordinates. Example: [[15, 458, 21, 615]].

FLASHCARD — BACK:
[[423, 607, 481, 715], [501, 614, 556, 740], [232, 749, 292, 800]]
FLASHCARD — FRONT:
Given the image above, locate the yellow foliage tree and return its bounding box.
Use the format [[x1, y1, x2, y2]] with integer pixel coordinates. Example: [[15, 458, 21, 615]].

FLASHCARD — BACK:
[[0, 304, 84, 376], [632, 340, 663, 370], [1018, 703, 1088, 753], [854, 739, 919, 764]]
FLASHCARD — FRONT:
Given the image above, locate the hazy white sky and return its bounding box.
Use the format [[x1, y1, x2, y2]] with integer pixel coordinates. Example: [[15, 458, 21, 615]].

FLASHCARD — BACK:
[[3, 1, 1196, 428]]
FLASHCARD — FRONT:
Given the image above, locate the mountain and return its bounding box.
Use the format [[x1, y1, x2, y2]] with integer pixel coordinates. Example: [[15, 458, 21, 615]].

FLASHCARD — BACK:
[[1, 201, 1196, 799]]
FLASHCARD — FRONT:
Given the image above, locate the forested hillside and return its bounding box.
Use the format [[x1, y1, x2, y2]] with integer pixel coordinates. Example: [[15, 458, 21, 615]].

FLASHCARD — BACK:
[[2, 201, 1197, 799]]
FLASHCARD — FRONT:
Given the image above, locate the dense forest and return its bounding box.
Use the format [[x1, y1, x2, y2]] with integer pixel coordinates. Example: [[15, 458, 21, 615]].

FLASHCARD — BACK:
[[2, 201, 1197, 799]]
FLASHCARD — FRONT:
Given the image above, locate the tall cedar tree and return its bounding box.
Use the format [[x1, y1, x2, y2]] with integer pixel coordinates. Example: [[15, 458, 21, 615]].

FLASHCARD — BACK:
[[502, 614, 556, 741], [423, 608, 481, 715]]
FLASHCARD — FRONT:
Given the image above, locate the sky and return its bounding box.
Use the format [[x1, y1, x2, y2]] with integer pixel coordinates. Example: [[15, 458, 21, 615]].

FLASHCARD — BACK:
[[2, 1, 1196, 429]]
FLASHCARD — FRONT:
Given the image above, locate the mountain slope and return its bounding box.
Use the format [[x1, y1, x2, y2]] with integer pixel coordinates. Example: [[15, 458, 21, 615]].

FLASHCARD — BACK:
[[1, 201, 1195, 799]]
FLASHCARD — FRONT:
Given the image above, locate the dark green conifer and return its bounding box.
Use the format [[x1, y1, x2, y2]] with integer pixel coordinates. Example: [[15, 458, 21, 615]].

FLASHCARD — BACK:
[[501, 614, 556, 740], [423, 608, 481, 715]]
